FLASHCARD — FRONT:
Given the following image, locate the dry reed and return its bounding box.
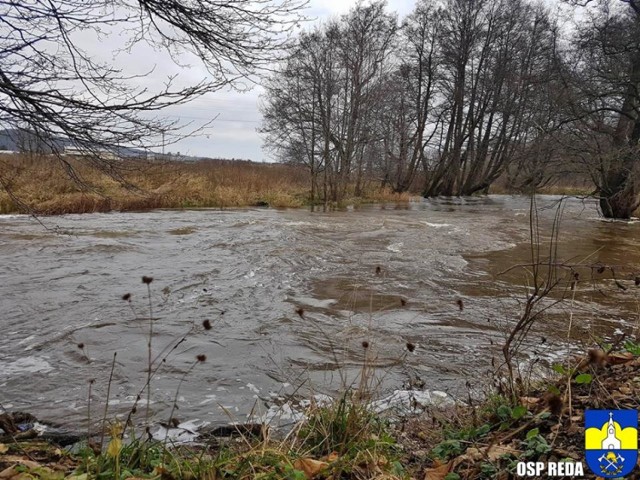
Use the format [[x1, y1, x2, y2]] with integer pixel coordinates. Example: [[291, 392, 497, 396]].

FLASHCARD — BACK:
[[0, 154, 413, 214]]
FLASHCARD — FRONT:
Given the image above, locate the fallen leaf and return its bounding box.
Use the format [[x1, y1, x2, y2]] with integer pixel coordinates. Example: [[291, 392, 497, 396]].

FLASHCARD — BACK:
[[424, 460, 453, 480], [486, 444, 520, 461], [0, 461, 55, 480], [608, 352, 634, 365], [554, 448, 579, 460], [0, 444, 7, 454], [0, 466, 17, 479], [458, 447, 483, 462], [520, 397, 540, 408], [293, 458, 329, 479], [458, 444, 519, 463], [323, 452, 339, 463], [0, 459, 41, 470]]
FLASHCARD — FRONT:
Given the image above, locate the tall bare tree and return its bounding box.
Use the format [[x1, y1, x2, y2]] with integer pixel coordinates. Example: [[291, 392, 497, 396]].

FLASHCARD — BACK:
[[261, 1, 397, 204], [378, 0, 441, 193], [423, 0, 557, 196], [560, 0, 640, 218]]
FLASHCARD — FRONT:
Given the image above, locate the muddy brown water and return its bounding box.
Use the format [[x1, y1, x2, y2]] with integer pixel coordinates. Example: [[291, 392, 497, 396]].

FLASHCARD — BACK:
[[1, 195, 639, 430]]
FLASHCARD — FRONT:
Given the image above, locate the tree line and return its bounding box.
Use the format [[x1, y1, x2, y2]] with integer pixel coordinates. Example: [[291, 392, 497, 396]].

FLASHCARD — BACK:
[[260, 0, 640, 219]]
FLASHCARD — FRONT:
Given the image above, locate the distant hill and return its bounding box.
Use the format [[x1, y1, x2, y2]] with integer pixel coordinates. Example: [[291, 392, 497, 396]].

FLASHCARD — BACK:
[[0, 129, 146, 157], [0, 129, 258, 163], [0, 129, 70, 153]]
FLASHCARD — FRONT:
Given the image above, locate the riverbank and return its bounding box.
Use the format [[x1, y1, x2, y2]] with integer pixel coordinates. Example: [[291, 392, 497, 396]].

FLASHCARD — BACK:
[[0, 155, 413, 214], [1, 346, 637, 479], [0, 154, 598, 216]]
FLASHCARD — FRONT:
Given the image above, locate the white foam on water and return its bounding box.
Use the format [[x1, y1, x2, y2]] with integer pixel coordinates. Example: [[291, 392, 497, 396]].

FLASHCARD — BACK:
[[16, 335, 35, 346], [260, 403, 306, 425], [423, 222, 453, 228], [0, 356, 54, 376], [289, 296, 337, 309], [199, 395, 218, 406], [298, 394, 332, 409], [246, 383, 260, 394], [151, 419, 209, 444], [370, 389, 456, 414], [386, 242, 404, 253]]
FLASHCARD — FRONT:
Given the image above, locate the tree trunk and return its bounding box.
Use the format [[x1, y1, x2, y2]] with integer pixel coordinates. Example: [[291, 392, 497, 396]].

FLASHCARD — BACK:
[[599, 163, 640, 219]]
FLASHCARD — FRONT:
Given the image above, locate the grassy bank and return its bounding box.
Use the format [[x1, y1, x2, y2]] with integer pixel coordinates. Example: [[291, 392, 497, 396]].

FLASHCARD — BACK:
[[1, 345, 637, 479], [0, 155, 414, 215]]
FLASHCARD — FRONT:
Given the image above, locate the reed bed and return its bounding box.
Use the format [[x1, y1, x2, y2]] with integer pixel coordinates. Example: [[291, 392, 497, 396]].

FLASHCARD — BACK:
[[0, 154, 414, 215]]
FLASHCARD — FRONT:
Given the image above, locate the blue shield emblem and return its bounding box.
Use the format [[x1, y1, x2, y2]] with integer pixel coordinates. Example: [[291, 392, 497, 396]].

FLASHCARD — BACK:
[[585, 410, 638, 478]]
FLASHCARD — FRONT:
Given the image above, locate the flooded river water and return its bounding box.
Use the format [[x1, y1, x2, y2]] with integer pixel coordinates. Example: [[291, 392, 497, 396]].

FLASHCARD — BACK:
[[1, 195, 639, 430]]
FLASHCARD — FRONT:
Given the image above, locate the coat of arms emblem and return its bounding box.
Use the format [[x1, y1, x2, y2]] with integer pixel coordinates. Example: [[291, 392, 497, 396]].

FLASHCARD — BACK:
[[585, 410, 638, 478]]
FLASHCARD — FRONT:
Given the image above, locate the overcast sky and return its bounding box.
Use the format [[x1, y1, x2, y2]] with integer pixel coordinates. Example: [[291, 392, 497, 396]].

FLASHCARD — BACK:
[[138, 0, 568, 161]]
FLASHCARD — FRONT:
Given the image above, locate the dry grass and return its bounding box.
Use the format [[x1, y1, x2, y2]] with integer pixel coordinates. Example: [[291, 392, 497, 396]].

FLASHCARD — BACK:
[[488, 173, 593, 196], [0, 154, 414, 215]]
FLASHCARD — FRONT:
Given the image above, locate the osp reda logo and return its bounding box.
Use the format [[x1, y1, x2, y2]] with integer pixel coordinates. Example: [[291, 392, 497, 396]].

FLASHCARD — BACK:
[[585, 410, 638, 478]]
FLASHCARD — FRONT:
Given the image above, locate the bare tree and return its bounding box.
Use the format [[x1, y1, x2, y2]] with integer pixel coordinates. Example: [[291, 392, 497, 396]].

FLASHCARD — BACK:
[[261, 28, 329, 203], [422, 0, 557, 197], [559, 0, 640, 218], [262, 0, 562, 201], [378, 0, 441, 193], [261, 1, 397, 204], [0, 0, 305, 187]]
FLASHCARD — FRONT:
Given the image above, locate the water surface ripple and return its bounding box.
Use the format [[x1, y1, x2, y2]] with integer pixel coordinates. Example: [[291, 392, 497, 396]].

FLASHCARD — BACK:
[[1, 196, 639, 427]]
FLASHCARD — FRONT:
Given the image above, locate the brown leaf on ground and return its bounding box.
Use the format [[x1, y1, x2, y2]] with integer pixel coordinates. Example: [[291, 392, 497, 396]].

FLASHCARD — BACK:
[[423, 460, 453, 480], [322, 452, 339, 463], [485, 444, 520, 461], [0, 467, 16, 479], [293, 458, 329, 479], [519, 397, 540, 408], [0, 457, 41, 469], [0, 461, 54, 479], [457, 444, 520, 463], [0, 444, 7, 454], [607, 352, 634, 365]]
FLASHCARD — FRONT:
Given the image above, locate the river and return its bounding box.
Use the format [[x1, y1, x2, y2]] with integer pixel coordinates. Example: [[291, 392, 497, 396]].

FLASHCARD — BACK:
[[1, 195, 639, 431]]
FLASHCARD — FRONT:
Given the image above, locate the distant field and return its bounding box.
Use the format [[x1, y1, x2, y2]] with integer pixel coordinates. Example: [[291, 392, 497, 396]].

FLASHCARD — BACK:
[[0, 154, 413, 215]]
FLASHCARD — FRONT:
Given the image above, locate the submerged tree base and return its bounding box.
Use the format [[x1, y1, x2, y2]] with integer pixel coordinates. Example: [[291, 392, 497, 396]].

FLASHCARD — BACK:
[[599, 193, 640, 220]]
